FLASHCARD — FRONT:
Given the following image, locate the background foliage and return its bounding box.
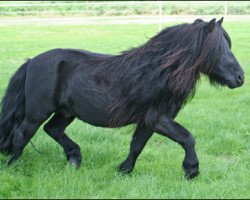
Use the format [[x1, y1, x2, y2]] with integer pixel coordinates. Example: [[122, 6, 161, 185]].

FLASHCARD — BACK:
[[0, 1, 250, 16]]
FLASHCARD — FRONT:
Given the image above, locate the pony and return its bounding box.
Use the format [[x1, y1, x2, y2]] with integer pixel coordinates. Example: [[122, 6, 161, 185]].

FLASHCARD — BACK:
[[0, 18, 244, 179]]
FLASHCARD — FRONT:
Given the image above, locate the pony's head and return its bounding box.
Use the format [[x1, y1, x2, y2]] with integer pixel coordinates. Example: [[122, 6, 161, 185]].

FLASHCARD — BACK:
[[200, 18, 244, 89]]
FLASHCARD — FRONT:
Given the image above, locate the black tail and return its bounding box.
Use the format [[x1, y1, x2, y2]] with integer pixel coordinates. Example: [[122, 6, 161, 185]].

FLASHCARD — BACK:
[[0, 60, 29, 154]]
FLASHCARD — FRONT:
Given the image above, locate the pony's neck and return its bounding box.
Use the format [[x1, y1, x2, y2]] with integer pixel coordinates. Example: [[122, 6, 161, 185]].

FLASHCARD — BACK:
[[115, 30, 201, 96]]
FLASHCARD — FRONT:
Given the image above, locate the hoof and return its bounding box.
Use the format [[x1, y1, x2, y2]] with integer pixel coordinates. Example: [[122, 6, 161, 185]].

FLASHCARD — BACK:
[[117, 161, 134, 174], [69, 157, 81, 169], [184, 167, 199, 180], [183, 160, 199, 180]]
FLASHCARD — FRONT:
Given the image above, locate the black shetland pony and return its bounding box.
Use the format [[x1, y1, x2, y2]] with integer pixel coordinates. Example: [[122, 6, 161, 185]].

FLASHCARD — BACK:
[[0, 18, 244, 179]]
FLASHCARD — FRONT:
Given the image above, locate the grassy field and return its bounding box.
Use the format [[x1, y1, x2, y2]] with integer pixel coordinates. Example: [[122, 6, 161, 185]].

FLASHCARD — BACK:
[[0, 21, 249, 199]]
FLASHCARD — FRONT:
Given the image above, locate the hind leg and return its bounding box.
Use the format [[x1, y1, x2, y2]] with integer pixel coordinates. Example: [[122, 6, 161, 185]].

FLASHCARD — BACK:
[[8, 119, 41, 165], [43, 113, 82, 168]]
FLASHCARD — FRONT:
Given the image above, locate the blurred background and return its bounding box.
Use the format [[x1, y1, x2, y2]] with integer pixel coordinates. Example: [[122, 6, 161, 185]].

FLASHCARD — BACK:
[[1, 1, 250, 28]]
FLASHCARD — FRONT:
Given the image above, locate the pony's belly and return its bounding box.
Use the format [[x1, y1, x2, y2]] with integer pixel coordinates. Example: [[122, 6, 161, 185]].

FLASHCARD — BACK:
[[67, 73, 129, 127], [68, 90, 119, 127], [74, 106, 113, 127]]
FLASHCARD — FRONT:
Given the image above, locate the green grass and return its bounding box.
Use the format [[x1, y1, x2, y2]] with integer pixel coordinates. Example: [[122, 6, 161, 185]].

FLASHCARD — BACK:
[[0, 21, 250, 199]]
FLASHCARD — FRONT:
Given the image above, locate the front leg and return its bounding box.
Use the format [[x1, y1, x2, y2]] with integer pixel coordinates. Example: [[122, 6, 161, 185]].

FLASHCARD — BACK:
[[118, 124, 153, 173], [154, 115, 199, 180]]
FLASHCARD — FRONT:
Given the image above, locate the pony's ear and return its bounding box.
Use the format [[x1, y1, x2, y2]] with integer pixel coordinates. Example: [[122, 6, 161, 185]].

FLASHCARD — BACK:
[[217, 17, 224, 26], [207, 18, 216, 32]]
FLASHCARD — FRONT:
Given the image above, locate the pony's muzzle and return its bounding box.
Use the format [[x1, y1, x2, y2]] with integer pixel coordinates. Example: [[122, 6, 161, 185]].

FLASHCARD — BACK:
[[228, 71, 244, 89]]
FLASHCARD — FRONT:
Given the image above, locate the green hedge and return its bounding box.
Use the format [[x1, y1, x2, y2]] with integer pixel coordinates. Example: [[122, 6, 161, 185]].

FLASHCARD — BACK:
[[0, 1, 249, 16]]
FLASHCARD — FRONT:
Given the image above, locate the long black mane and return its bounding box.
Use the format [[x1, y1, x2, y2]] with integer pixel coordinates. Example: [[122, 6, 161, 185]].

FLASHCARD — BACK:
[[94, 19, 231, 126]]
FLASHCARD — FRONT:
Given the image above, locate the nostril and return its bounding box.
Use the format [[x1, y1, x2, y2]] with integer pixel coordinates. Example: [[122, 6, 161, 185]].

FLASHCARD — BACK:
[[237, 74, 244, 84]]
